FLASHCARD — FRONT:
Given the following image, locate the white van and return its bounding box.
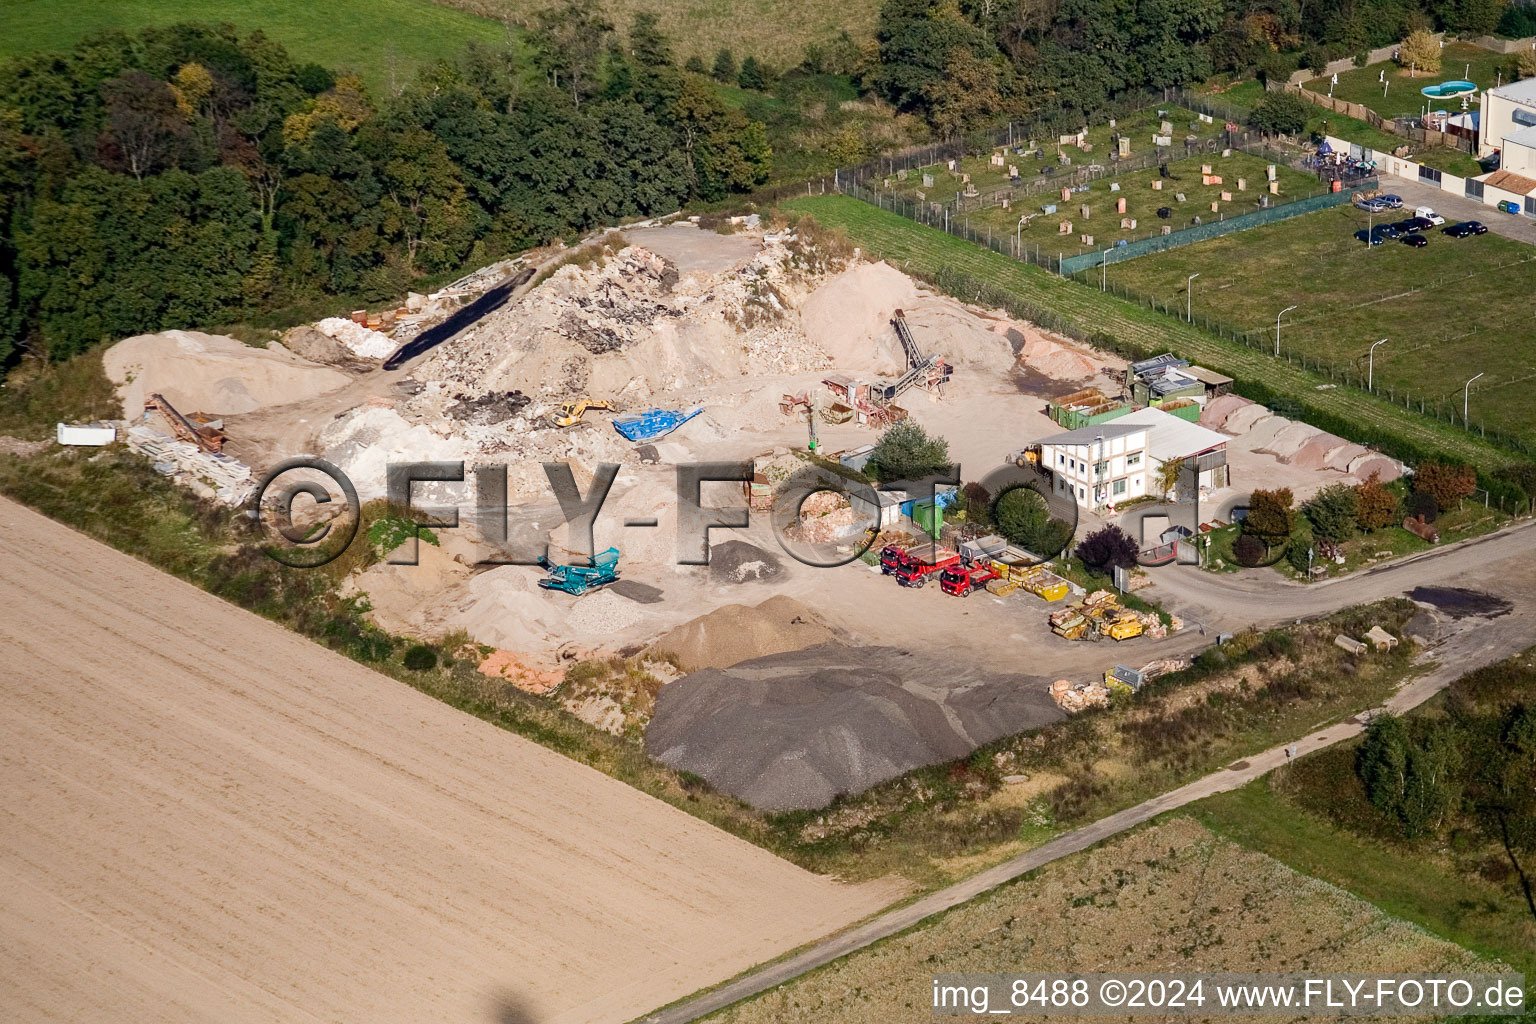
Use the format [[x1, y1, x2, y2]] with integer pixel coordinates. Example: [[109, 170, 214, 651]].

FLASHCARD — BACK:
[[1414, 205, 1446, 225]]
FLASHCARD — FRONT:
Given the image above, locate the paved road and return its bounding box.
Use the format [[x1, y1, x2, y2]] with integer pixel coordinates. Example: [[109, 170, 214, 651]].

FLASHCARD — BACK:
[[638, 520, 1536, 1024]]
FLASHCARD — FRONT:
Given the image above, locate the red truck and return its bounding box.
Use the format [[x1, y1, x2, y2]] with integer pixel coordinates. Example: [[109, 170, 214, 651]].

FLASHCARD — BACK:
[[879, 543, 913, 576], [894, 547, 961, 588], [939, 563, 999, 597]]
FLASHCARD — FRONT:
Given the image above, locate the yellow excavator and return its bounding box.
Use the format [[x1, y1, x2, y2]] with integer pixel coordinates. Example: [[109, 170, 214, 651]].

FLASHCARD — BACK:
[[552, 399, 616, 428]]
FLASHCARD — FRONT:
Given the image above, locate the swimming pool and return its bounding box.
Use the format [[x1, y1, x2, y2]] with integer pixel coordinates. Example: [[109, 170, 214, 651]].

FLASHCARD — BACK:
[[1421, 80, 1477, 98]]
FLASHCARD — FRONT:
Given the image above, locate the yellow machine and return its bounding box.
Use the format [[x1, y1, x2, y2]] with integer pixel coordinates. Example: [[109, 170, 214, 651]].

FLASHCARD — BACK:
[[553, 399, 615, 427]]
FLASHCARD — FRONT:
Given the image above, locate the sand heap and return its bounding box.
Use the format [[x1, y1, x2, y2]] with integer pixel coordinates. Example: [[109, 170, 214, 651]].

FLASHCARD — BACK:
[[103, 330, 348, 417], [800, 262, 917, 375], [653, 595, 839, 672]]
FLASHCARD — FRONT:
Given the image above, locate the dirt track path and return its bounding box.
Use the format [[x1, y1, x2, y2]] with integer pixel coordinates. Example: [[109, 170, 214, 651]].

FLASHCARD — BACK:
[[0, 496, 898, 1024], [639, 522, 1536, 1024]]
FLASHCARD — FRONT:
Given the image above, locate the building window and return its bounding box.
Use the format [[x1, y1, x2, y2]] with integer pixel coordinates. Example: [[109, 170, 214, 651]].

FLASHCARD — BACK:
[[1095, 461, 1108, 476], [1078, 486, 1085, 500], [1514, 108, 1536, 129], [1058, 453, 1065, 465], [1127, 453, 1142, 467], [1069, 458, 1076, 471], [1113, 479, 1127, 496]]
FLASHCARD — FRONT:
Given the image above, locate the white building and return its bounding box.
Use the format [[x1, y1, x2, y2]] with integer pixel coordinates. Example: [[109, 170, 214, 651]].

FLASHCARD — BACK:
[[1038, 422, 1148, 510], [1113, 407, 1231, 501], [1480, 77, 1536, 160]]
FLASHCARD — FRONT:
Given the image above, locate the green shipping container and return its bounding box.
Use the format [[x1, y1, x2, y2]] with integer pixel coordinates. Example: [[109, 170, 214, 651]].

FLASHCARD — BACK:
[[913, 499, 943, 537]]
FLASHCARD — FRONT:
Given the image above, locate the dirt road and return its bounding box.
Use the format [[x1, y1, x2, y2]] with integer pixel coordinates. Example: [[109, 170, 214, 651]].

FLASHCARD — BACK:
[[639, 522, 1536, 1024], [0, 497, 897, 1024]]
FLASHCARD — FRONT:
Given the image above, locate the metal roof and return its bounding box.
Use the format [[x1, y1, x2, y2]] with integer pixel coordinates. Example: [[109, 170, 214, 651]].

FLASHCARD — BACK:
[[1114, 406, 1229, 462], [1491, 77, 1536, 104], [1037, 422, 1147, 447], [1503, 124, 1536, 150], [1129, 352, 1187, 376]]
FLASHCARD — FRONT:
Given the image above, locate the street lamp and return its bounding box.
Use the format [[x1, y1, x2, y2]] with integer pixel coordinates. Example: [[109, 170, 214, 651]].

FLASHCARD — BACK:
[[1368, 338, 1388, 391], [1186, 272, 1200, 323], [1017, 214, 1027, 256], [1465, 372, 1484, 428], [1275, 305, 1298, 357]]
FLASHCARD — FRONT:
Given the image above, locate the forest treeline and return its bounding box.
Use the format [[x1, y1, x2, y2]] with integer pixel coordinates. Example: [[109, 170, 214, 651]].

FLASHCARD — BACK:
[[0, 14, 770, 365]]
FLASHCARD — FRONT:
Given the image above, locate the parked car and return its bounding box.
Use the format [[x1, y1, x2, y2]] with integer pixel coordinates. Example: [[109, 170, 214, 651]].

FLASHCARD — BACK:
[[1414, 205, 1446, 226], [1380, 194, 1404, 209], [1355, 197, 1391, 213], [1372, 223, 1401, 239], [1443, 221, 1487, 237], [1400, 233, 1429, 247], [1397, 216, 1433, 232], [1354, 229, 1385, 245]]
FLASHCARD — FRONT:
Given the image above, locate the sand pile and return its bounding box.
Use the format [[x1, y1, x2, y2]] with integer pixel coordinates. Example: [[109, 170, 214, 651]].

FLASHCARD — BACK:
[[799, 262, 916, 375], [315, 317, 394, 359], [281, 325, 356, 364], [1222, 403, 1273, 435], [1200, 394, 1252, 430], [646, 644, 1062, 810], [1015, 333, 1098, 379], [318, 404, 480, 501], [104, 330, 349, 417], [653, 595, 840, 672]]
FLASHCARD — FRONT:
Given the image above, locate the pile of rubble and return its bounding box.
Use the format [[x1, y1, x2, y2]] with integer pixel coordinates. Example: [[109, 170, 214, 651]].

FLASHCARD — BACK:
[[315, 317, 394, 359], [789, 490, 865, 545], [1050, 678, 1110, 712], [126, 424, 255, 505], [412, 240, 837, 418]]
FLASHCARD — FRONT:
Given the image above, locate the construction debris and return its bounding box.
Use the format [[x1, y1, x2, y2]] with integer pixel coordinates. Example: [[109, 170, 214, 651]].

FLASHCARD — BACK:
[[1050, 678, 1111, 712], [316, 317, 394, 359], [126, 424, 254, 505]]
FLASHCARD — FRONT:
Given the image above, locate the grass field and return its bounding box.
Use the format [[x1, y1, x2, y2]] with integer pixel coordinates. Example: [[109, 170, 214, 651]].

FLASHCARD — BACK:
[[0, 0, 512, 96], [1193, 779, 1536, 980], [883, 149, 1317, 260], [705, 818, 1498, 1024], [782, 194, 1520, 471], [1105, 203, 1536, 444], [434, 0, 879, 66], [1305, 43, 1517, 121]]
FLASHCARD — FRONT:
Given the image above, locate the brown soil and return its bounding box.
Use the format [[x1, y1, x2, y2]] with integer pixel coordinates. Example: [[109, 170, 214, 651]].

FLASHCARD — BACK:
[[0, 496, 899, 1024]]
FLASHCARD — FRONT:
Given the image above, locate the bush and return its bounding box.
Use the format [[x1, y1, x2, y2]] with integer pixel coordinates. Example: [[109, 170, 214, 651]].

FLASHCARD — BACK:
[[959, 481, 993, 525], [1286, 520, 1315, 573], [995, 485, 1073, 555], [1355, 473, 1399, 531], [865, 420, 951, 483], [403, 644, 439, 671], [1244, 488, 1295, 545], [1407, 489, 1439, 523], [1303, 483, 1359, 542], [1414, 461, 1476, 510], [1251, 92, 1310, 136], [1300, 44, 1331, 76], [1398, 30, 1441, 75], [1233, 532, 1267, 567], [1075, 524, 1139, 572]]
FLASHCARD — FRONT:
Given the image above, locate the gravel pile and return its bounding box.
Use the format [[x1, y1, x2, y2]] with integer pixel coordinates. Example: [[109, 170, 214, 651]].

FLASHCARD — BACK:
[[707, 540, 784, 585], [646, 644, 1062, 810]]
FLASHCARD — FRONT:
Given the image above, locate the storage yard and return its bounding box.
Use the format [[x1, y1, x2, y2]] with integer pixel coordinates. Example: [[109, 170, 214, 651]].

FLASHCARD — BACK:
[[81, 217, 1422, 812]]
